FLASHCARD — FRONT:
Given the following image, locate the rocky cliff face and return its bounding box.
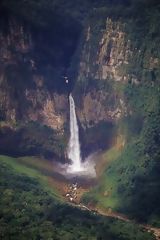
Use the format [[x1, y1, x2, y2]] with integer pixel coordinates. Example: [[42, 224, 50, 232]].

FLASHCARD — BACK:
[[74, 18, 130, 129], [0, 15, 69, 160], [0, 17, 68, 129], [72, 11, 160, 153], [74, 14, 160, 126], [1, 5, 160, 160]]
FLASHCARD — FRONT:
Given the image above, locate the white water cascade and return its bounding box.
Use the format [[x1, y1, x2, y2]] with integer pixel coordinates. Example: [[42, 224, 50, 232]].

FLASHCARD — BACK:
[[67, 94, 83, 172]]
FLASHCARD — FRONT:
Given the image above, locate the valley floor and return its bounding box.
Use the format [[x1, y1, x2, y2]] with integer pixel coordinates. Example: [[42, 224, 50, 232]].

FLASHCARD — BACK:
[[0, 154, 158, 240]]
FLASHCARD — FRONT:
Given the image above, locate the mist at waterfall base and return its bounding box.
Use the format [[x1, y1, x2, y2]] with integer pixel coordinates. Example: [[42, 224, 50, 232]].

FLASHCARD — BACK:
[[63, 94, 96, 178]]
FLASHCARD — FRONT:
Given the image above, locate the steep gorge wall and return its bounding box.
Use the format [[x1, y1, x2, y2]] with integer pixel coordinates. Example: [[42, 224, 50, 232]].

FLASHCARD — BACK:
[[1, 4, 160, 161], [73, 10, 160, 152], [73, 6, 160, 223], [0, 15, 69, 160], [74, 18, 131, 127], [75, 16, 160, 124]]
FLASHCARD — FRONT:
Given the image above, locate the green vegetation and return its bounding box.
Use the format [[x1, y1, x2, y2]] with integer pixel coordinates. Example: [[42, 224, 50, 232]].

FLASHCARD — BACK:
[[0, 155, 61, 199], [72, 0, 160, 228], [82, 145, 122, 209], [0, 157, 155, 240], [83, 82, 160, 226]]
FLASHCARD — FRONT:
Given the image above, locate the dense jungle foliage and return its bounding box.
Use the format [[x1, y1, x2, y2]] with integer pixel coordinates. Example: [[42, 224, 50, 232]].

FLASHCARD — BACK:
[[0, 159, 155, 240]]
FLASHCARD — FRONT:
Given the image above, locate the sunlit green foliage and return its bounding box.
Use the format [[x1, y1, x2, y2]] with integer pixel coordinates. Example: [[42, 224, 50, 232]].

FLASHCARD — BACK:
[[0, 159, 155, 240], [84, 82, 160, 225]]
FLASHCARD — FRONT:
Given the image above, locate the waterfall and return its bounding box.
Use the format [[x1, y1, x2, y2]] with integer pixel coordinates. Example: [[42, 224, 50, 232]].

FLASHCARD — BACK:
[[66, 93, 96, 177], [67, 94, 83, 172]]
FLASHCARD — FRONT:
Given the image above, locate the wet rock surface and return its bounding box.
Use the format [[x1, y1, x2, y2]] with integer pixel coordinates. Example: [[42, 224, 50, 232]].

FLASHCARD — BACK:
[[65, 183, 78, 202]]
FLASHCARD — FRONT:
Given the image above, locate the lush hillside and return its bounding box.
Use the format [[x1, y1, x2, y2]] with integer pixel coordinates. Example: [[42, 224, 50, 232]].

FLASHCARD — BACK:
[[0, 157, 155, 240], [79, 0, 160, 227]]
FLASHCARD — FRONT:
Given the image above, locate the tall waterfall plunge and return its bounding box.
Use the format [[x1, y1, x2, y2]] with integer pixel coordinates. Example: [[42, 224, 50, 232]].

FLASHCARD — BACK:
[[67, 94, 83, 172], [65, 94, 96, 177]]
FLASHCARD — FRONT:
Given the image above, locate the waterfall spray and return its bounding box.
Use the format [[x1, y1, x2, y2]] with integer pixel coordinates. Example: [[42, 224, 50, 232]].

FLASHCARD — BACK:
[[67, 94, 83, 172]]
